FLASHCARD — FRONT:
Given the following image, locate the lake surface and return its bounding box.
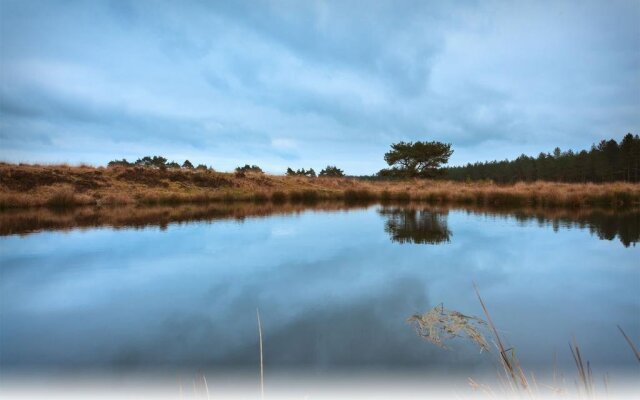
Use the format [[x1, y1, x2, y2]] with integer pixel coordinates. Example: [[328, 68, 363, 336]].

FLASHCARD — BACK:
[[1, 204, 639, 385]]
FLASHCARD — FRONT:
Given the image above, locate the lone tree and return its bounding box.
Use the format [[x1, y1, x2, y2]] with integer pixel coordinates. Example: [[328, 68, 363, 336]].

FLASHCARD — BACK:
[[382, 141, 453, 178]]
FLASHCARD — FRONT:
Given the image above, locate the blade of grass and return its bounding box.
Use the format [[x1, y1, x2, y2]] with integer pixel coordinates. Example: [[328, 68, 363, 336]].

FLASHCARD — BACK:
[[202, 374, 210, 400], [617, 324, 640, 362], [569, 338, 593, 398], [257, 308, 265, 400], [473, 282, 529, 392]]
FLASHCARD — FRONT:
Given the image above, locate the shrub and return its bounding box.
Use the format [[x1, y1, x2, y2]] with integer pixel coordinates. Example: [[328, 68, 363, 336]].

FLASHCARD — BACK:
[[135, 156, 167, 168], [182, 160, 194, 169], [46, 188, 80, 208], [107, 159, 132, 167], [236, 164, 263, 174], [319, 166, 345, 177], [286, 167, 316, 177]]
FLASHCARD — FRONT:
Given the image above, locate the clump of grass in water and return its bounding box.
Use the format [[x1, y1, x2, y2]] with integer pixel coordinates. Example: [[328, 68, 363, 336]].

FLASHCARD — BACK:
[[410, 284, 640, 398], [407, 303, 489, 352]]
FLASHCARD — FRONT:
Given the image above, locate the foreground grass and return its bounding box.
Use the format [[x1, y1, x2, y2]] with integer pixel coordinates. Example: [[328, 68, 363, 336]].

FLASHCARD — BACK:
[[1, 162, 639, 210], [409, 284, 640, 398]]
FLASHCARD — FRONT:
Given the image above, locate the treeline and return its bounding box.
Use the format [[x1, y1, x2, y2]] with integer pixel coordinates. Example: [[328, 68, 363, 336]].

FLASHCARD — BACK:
[[108, 156, 347, 178], [445, 133, 640, 183], [285, 166, 345, 177], [108, 156, 210, 170], [109, 133, 639, 183], [109, 157, 263, 175]]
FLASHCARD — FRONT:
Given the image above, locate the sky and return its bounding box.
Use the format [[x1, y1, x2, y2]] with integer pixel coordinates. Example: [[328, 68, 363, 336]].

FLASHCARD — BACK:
[[0, 0, 638, 175]]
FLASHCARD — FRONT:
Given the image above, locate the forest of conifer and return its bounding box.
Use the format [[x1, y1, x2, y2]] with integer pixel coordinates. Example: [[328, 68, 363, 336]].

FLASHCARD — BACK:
[[445, 133, 640, 183]]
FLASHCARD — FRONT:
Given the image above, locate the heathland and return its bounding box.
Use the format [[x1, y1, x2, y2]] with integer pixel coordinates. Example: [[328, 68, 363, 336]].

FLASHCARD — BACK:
[[1, 162, 639, 210]]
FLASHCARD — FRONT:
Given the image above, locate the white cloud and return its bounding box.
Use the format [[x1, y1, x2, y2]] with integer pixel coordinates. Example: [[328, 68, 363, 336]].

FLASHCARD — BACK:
[[0, 0, 638, 173]]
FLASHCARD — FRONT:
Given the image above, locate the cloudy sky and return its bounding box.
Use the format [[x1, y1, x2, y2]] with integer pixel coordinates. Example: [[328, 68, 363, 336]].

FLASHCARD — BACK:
[[1, 0, 638, 174]]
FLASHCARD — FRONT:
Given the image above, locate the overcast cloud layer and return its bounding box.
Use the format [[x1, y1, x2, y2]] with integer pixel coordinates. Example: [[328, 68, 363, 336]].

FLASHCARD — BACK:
[[1, 0, 638, 174]]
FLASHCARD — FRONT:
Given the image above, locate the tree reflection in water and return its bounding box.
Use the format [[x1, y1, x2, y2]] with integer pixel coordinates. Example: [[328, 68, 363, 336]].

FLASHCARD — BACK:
[[379, 207, 452, 244], [0, 203, 637, 247]]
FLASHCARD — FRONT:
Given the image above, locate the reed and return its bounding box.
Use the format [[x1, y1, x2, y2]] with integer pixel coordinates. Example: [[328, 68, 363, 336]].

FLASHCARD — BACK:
[[617, 325, 640, 363], [257, 308, 264, 400], [473, 283, 531, 393], [570, 338, 595, 398], [410, 284, 640, 398]]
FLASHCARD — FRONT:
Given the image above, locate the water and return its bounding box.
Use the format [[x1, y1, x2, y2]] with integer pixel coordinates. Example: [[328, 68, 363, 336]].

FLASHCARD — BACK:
[[0, 204, 638, 384]]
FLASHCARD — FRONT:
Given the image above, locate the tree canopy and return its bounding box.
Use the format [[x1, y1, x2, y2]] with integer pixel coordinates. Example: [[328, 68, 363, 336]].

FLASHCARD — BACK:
[[135, 156, 167, 168], [286, 167, 316, 177], [235, 164, 263, 174], [107, 156, 210, 171], [380, 141, 453, 178], [319, 165, 345, 177], [182, 160, 194, 169]]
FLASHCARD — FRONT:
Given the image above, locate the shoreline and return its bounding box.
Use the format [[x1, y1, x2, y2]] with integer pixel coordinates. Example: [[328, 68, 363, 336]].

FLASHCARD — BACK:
[[1, 202, 637, 243], [1, 163, 639, 210]]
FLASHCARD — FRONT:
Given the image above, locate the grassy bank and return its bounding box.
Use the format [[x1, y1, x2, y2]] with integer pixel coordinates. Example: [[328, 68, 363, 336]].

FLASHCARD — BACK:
[[1, 162, 639, 210]]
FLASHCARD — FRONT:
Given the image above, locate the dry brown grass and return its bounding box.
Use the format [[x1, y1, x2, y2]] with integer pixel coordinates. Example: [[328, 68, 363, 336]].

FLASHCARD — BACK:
[[1, 162, 639, 210]]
